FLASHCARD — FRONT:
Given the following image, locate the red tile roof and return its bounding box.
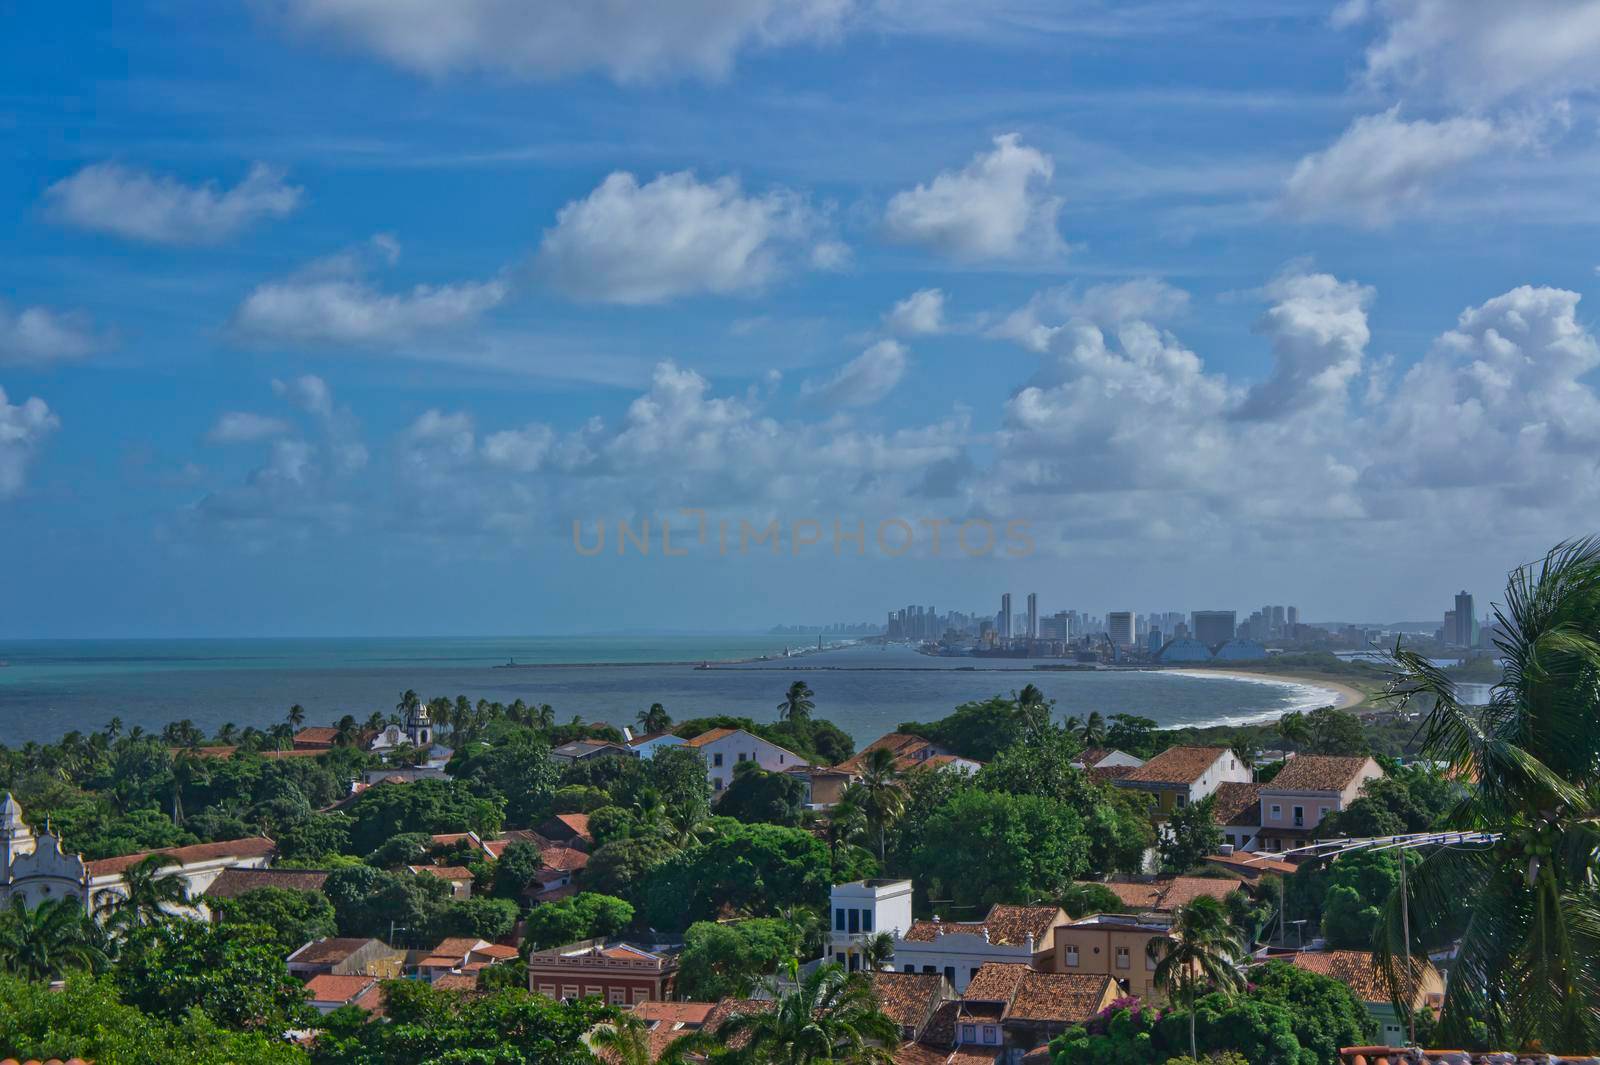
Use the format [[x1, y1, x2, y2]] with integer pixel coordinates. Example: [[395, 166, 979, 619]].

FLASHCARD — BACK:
[[549, 812, 592, 839], [1338, 1050, 1600, 1065], [431, 973, 479, 991], [682, 727, 737, 748], [1285, 950, 1407, 1004], [835, 733, 937, 773], [1268, 755, 1377, 792], [203, 867, 330, 898], [469, 943, 520, 961], [84, 836, 275, 877], [868, 971, 946, 1030], [1205, 851, 1297, 878], [632, 1001, 716, 1026], [539, 846, 591, 874], [902, 905, 1061, 947], [288, 937, 384, 967], [304, 973, 378, 1005], [425, 937, 486, 960], [410, 865, 473, 881], [293, 726, 343, 747], [1211, 781, 1264, 827], [1120, 746, 1231, 786], [963, 963, 1029, 1003], [1005, 972, 1114, 1024]]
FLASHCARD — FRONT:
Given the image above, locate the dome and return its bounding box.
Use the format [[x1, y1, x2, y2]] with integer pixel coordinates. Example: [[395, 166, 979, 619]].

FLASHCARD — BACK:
[[1157, 638, 1213, 663], [1213, 639, 1267, 661]]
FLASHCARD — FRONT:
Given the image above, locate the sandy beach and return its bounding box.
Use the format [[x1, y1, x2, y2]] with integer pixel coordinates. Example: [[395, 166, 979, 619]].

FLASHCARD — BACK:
[[1158, 668, 1368, 713]]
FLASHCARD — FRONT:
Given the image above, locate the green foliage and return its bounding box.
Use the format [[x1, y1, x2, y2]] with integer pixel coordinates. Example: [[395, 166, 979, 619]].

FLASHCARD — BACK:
[[641, 745, 712, 823], [116, 919, 311, 1031], [586, 804, 636, 846], [1321, 884, 1381, 949], [1248, 960, 1372, 1065], [0, 896, 109, 981], [1159, 795, 1223, 873], [1322, 768, 1458, 838], [364, 831, 434, 869], [1277, 707, 1368, 756], [712, 962, 899, 1062], [583, 835, 679, 901], [896, 694, 1031, 761], [343, 779, 503, 856], [448, 733, 559, 825], [912, 788, 1089, 909], [1286, 848, 1404, 946], [310, 980, 611, 1065], [491, 840, 546, 899], [521, 893, 635, 950], [1105, 714, 1160, 758], [545, 784, 610, 814], [275, 813, 352, 862], [431, 896, 520, 941], [716, 760, 807, 826], [677, 918, 802, 1000], [1060, 882, 1124, 918], [640, 822, 833, 930], [323, 864, 452, 947], [213, 887, 337, 955], [0, 973, 306, 1065]]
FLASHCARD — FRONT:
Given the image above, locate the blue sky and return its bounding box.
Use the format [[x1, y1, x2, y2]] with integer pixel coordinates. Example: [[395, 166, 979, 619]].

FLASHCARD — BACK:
[[5, 1, 1600, 638]]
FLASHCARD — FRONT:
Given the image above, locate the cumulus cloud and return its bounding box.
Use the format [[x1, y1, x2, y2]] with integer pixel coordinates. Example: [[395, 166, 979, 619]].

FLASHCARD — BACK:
[[1281, 107, 1511, 227], [270, 0, 851, 83], [884, 289, 946, 335], [1234, 268, 1374, 420], [993, 279, 1189, 353], [538, 171, 830, 304], [207, 412, 293, 445], [0, 302, 106, 366], [883, 134, 1064, 262], [45, 162, 301, 245], [272, 375, 335, 419], [0, 386, 60, 499], [234, 238, 507, 344], [1347, 0, 1600, 107], [802, 340, 909, 407]]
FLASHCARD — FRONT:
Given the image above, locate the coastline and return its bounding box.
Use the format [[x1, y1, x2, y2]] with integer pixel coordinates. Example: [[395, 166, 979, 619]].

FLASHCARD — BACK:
[[1154, 667, 1367, 727]]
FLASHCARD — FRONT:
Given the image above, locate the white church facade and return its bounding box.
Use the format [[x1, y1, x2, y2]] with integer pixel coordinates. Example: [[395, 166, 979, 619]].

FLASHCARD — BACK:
[[2, 793, 275, 916]]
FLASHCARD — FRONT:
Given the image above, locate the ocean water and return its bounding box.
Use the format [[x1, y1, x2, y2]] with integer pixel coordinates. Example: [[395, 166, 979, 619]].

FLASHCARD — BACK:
[[0, 637, 1344, 747]]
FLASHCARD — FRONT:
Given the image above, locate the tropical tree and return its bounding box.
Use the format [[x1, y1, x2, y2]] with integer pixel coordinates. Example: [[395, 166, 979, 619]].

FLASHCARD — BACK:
[[0, 896, 111, 980], [1377, 538, 1600, 1052], [637, 702, 673, 735], [850, 747, 906, 862], [93, 854, 189, 931], [1147, 895, 1249, 1060], [860, 930, 895, 972], [286, 704, 306, 733], [715, 960, 898, 1064], [825, 801, 868, 859], [1063, 710, 1106, 746], [396, 689, 421, 719], [777, 681, 815, 725], [589, 1014, 712, 1065]]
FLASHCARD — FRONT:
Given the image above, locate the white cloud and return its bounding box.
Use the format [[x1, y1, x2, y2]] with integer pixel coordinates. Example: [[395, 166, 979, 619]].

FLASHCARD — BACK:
[[1234, 268, 1374, 420], [234, 238, 507, 344], [883, 133, 1064, 262], [538, 170, 829, 304], [1281, 107, 1510, 227], [45, 162, 301, 245], [0, 302, 106, 366], [993, 279, 1189, 353], [482, 424, 557, 473], [207, 412, 293, 445], [884, 289, 946, 335], [802, 340, 909, 407], [270, 0, 851, 83], [272, 375, 335, 419], [0, 386, 60, 499], [1349, 0, 1600, 107]]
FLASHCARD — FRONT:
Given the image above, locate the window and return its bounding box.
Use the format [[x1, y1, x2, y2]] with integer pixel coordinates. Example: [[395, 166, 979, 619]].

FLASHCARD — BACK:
[[539, 984, 557, 997], [836, 907, 846, 931], [585, 986, 602, 998], [848, 909, 860, 934], [609, 990, 627, 1005], [1145, 949, 1156, 970], [944, 966, 955, 984], [562, 985, 579, 1000], [712, 777, 723, 791], [1293, 805, 1304, 827], [904, 965, 915, 973], [1116, 947, 1130, 970], [969, 967, 980, 981], [632, 989, 650, 1004], [713, 752, 723, 767], [1174, 794, 1187, 808], [1225, 833, 1235, 846], [984, 1026, 998, 1044], [1065, 945, 1079, 967], [961, 1025, 977, 1044], [922, 965, 935, 974], [737, 752, 746, 762], [1319, 805, 1330, 819], [779, 754, 785, 764], [862, 909, 873, 932], [1270, 804, 1281, 819]]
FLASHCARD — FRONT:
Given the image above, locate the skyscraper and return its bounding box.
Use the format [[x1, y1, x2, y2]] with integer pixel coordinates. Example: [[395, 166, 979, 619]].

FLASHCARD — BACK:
[[1026, 593, 1038, 639], [1270, 605, 1286, 634], [1454, 590, 1475, 647], [1107, 611, 1135, 649], [1286, 605, 1299, 628], [1192, 610, 1236, 650], [1000, 593, 1012, 640]]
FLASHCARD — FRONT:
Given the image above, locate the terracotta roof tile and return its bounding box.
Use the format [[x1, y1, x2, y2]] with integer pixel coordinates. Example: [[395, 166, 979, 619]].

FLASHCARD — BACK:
[[1284, 950, 1403, 1004], [426, 937, 486, 959], [682, 728, 737, 748], [303, 973, 378, 1005], [410, 865, 473, 881], [1006, 972, 1114, 1024], [204, 867, 330, 898], [1082, 876, 1240, 913], [632, 1001, 716, 1026], [84, 836, 275, 877], [293, 726, 343, 747], [1211, 781, 1264, 827], [470, 943, 520, 960], [963, 963, 1029, 1003], [902, 905, 1062, 946], [868, 971, 946, 1030], [918, 1000, 960, 1048], [1269, 756, 1376, 793], [1087, 763, 1139, 782], [551, 812, 592, 838], [703, 998, 774, 1049], [835, 733, 936, 773], [431, 973, 479, 991], [539, 846, 590, 873], [1120, 746, 1231, 786], [288, 937, 383, 967]]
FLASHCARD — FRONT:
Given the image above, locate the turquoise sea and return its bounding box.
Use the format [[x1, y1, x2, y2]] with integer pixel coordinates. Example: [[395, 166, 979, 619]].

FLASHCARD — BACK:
[[0, 637, 1346, 747]]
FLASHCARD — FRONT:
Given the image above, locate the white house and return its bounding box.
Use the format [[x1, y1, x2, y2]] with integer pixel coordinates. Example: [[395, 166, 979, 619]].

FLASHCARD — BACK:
[[893, 905, 1068, 993], [681, 728, 807, 793], [1070, 748, 1145, 771], [1113, 746, 1251, 816], [829, 878, 914, 970]]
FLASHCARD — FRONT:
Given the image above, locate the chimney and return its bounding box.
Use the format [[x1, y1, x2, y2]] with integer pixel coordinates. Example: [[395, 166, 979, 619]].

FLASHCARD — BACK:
[[622, 726, 634, 742]]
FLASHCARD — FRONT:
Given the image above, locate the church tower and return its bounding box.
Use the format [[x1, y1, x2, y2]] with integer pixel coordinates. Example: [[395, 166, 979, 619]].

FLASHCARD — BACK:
[[407, 702, 433, 748]]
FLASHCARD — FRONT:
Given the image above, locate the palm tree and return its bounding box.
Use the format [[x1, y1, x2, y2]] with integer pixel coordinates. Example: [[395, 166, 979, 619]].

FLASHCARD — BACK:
[[716, 960, 898, 1064], [104, 716, 123, 742], [286, 704, 306, 733], [851, 748, 906, 862], [860, 930, 895, 972], [777, 681, 815, 725], [534, 703, 556, 731], [216, 722, 239, 746], [269, 722, 294, 753], [94, 854, 190, 932], [1146, 895, 1248, 1059], [1377, 538, 1600, 1052], [825, 801, 868, 859], [589, 1013, 712, 1065], [396, 689, 421, 719], [0, 896, 110, 981], [1077, 710, 1106, 745], [637, 702, 673, 735]]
